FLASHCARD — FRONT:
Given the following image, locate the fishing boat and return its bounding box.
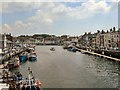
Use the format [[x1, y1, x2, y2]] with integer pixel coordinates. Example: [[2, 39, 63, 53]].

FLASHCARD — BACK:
[[19, 52, 28, 63], [27, 47, 35, 53], [0, 83, 9, 90], [67, 46, 77, 52], [29, 52, 37, 62], [14, 58, 20, 67], [3, 61, 14, 71], [27, 45, 36, 53], [63, 44, 69, 49], [50, 47, 55, 51], [18, 67, 42, 90], [5, 71, 23, 90], [13, 72, 23, 81], [4, 58, 20, 71], [0, 69, 22, 83], [71, 47, 77, 52]]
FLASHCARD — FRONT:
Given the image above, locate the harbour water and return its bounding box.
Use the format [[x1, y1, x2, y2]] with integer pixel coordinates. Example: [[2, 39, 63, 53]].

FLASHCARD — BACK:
[[13, 46, 119, 88]]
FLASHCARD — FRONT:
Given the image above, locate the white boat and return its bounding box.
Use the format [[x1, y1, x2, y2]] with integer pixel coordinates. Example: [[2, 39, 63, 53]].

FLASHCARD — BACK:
[[0, 83, 9, 90], [17, 67, 42, 90], [14, 58, 20, 67]]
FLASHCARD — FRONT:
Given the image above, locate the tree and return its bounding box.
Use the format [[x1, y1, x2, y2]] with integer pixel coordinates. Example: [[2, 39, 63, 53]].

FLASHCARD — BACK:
[[113, 27, 115, 32], [41, 34, 51, 38], [110, 28, 112, 32], [33, 34, 50, 38]]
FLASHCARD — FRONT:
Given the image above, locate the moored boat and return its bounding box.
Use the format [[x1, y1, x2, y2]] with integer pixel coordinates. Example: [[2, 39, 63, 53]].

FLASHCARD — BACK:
[[63, 44, 69, 49], [10, 57, 20, 68], [0, 83, 9, 90], [50, 47, 55, 51], [0, 69, 23, 83], [14, 59, 20, 67], [29, 52, 37, 62], [67, 46, 77, 52], [4, 58, 20, 70], [27, 45, 36, 53], [19, 52, 28, 63], [17, 67, 42, 90], [13, 72, 23, 81], [3, 61, 14, 71]]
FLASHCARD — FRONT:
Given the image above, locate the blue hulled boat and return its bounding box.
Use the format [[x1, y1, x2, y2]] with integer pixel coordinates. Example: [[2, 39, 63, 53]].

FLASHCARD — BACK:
[[29, 52, 37, 62], [67, 47, 77, 52], [19, 53, 28, 63]]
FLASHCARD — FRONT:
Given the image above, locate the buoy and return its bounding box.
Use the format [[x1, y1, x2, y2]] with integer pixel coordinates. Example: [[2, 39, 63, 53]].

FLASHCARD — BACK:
[[36, 80, 42, 87]]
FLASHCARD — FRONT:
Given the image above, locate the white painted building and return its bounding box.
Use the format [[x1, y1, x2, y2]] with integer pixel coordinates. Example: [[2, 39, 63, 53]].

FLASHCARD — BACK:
[[104, 30, 119, 49], [96, 32, 101, 48]]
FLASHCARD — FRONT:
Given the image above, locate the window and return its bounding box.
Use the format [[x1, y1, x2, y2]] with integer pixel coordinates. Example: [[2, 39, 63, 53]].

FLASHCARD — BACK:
[[112, 38, 113, 42], [117, 39, 118, 42]]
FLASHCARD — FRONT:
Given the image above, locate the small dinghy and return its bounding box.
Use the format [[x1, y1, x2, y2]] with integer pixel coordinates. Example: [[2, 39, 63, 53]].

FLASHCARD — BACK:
[[50, 47, 55, 51]]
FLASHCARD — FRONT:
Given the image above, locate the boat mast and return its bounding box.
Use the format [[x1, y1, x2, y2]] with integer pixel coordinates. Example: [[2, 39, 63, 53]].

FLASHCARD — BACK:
[[28, 67, 31, 90]]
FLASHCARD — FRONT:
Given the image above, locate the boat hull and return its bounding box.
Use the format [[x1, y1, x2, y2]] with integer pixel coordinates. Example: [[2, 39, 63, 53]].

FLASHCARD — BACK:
[[19, 55, 28, 63], [50, 48, 55, 51], [25, 86, 40, 90], [29, 57, 37, 62], [67, 47, 77, 52]]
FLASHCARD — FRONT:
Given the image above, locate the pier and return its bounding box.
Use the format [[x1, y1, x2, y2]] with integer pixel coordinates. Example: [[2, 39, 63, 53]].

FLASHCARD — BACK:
[[76, 48, 120, 62]]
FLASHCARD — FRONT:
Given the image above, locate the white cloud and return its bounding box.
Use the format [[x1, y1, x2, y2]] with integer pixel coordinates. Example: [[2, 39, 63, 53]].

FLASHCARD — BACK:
[[28, 11, 53, 25], [68, 0, 111, 19], [1, 0, 115, 14], [52, 3, 70, 14], [27, 0, 111, 23], [1, 1, 114, 21], [42, 17, 53, 24], [15, 20, 24, 28], [0, 0, 119, 2], [0, 2, 35, 13], [2, 24, 12, 33], [0, 0, 117, 35]]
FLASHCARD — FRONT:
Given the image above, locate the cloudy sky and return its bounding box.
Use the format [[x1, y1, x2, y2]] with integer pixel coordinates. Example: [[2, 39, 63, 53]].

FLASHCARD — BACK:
[[0, 0, 118, 36]]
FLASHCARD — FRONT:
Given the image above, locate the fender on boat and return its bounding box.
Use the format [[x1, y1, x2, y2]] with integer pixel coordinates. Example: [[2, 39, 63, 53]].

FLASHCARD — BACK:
[[36, 80, 42, 87]]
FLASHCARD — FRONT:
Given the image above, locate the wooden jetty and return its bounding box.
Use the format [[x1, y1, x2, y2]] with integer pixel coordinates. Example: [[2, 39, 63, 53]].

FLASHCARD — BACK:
[[76, 48, 120, 62]]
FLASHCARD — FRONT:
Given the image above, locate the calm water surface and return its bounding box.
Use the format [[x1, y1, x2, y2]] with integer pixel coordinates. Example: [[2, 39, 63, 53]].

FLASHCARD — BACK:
[[13, 46, 119, 88]]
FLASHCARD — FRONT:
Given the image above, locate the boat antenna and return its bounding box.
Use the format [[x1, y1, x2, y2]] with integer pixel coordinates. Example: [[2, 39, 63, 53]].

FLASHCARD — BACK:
[[28, 67, 32, 90]]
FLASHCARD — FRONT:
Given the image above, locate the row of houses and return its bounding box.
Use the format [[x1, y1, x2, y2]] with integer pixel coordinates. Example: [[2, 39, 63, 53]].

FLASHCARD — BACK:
[[14, 35, 60, 45], [78, 27, 120, 50], [14, 34, 79, 46], [1, 27, 119, 52]]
